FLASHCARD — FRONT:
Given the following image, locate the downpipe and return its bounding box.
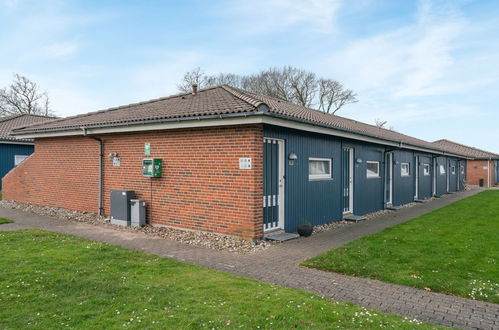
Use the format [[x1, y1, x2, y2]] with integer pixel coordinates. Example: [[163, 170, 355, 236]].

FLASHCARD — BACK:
[[82, 127, 104, 216]]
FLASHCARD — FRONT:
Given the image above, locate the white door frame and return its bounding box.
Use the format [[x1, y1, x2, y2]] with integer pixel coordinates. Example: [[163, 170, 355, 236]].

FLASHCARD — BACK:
[[343, 147, 354, 214], [386, 152, 393, 205], [263, 138, 285, 232]]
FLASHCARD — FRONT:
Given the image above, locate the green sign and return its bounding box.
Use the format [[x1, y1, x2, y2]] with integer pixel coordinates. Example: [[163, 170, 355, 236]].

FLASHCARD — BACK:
[[144, 142, 151, 155]]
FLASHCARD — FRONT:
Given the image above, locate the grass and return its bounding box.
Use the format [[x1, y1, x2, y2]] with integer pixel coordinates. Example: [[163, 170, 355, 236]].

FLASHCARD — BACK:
[[303, 191, 499, 304], [0, 230, 440, 329], [0, 217, 14, 224]]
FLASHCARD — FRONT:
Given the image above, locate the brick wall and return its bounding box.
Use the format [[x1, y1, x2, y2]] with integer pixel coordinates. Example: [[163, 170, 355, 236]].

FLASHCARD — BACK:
[[466, 159, 495, 187], [2, 125, 264, 238]]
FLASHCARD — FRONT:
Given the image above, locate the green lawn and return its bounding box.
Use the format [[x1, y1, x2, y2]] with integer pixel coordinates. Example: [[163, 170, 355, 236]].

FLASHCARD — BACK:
[[304, 191, 499, 304], [0, 217, 14, 224], [0, 230, 439, 329]]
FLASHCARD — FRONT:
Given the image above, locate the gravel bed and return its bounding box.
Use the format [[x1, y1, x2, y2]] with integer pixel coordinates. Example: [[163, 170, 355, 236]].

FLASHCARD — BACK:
[[0, 200, 273, 254]]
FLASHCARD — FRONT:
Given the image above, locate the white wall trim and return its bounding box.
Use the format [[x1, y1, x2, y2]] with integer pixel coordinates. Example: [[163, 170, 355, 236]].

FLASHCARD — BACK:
[[11, 114, 468, 158]]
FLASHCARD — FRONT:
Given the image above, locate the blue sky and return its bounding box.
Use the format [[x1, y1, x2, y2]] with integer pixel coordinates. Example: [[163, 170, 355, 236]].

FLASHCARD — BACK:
[[1, 0, 498, 152]]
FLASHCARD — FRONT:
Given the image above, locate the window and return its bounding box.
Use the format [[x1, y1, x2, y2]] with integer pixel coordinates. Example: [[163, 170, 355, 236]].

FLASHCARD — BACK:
[[423, 164, 430, 176], [460, 165, 465, 174], [366, 161, 380, 178], [309, 158, 332, 180], [401, 163, 410, 176], [451, 166, 456, 175], [14, 155, 29, 166], [439, 164, 446, 175]]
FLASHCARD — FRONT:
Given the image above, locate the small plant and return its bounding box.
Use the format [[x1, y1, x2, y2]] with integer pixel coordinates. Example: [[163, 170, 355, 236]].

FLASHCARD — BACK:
[[297, 221, 313, 237]]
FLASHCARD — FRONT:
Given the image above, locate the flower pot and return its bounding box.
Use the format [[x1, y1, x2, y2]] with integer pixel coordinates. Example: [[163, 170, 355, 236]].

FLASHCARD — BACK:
[[297, 225, 313, 237]]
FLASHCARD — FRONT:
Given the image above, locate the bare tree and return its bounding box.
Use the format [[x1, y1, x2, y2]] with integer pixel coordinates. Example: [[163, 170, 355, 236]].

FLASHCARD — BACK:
[[374, 118, 395, 131], [0, 74, 53, 117], [177, 66, 358, 114]]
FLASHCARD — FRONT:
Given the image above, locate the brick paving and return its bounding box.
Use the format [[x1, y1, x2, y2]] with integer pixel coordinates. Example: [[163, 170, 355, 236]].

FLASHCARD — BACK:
[[1, 189, 498, 329]]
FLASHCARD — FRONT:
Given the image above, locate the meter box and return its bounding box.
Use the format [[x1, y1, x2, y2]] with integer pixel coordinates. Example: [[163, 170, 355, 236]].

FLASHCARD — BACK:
[[142, 158, 162, 177]]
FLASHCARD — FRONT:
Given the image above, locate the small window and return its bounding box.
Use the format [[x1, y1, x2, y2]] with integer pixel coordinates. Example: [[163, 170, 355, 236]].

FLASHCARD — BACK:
[[366, 161, 380, 178], [460, 165, 465, 174], [309, 158, 332, 180], [401, 163, 410, 176], [423, 164, 430, 176], [14, 155, 29, 166], [451, 166, 456, 175], [439, 164, 446, 175]]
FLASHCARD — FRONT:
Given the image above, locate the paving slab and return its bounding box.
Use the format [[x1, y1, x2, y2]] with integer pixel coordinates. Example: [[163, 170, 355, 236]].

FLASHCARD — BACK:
[[1, 188, 498, 329]]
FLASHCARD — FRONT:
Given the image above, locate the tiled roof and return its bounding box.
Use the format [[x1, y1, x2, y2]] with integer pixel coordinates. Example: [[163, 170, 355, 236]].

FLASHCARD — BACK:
[[432, 139, 499, 159], [10, 85, 469, 156], [0, 114, 57, 143]]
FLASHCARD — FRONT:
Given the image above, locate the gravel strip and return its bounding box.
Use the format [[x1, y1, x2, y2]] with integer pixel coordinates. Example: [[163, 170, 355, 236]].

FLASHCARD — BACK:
[[0, 200, 273, 254]]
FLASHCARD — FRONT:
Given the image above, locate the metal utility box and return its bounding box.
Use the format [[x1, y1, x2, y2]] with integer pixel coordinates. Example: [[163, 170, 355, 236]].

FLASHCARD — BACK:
[[130, 199, 146, 227], [142, 158, 162, 177], [110, 190, 135, 226]]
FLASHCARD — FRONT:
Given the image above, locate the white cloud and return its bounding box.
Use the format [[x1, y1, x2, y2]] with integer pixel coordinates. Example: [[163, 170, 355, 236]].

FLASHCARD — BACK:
[[220, 0, 341, 34], [43, 41, 78, 58]]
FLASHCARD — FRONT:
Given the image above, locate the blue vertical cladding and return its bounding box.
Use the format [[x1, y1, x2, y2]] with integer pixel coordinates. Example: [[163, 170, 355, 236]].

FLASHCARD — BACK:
[[448, 158, 458, 192], [417, 154, 433, 199], [392, 150, 415, 206], [0, 143, 34, 191], [435, 156, 448, 196], [495, 161, 499, 184], [343, 140, 385, 215], [263, 125, 343, 232], [457, 160, 466, 190]]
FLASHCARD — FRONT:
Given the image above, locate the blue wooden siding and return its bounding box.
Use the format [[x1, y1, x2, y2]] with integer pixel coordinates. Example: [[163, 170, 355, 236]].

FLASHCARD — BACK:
[[264, 125, 343, 233], [495, 160, 499, 185], [392, 150, 415, 206], [458, 160, 466, 190], [263, 124, 467, 234], [417, 154, 433, 199], [0, 143, 34, 191]]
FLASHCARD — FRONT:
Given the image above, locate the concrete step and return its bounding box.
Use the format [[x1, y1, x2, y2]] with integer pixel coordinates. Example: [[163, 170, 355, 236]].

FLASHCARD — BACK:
[[264, 230, 300, 242], [343, 214, 367, 222], [386, 205, 402, 210]]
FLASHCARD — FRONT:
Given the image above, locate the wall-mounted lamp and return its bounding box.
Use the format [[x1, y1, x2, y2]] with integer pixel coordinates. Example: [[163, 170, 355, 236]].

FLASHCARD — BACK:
[[108, 152, 119, 160], [288, 153, 298, 166], [356, 158, 362, 164]]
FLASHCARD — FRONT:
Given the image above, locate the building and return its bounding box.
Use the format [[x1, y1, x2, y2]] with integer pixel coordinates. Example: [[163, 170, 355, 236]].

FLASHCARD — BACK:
[[0, 114, 56, 191], [433, 139, 499, 188], [3, 86, 469, 238]]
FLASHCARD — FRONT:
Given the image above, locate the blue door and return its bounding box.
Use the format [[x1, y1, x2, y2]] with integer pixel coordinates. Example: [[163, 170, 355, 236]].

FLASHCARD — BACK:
[[263, 138, 284, 231], [342, 147, 353, 213]]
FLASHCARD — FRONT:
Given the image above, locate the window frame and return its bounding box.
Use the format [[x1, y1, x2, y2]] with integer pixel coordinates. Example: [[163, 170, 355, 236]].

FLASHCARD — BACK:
[[14, 155, 29, 166], [308, 157, 332, 180], [401, 162, 410, 177], [423, 164, 430, 176], [366, 161, 381, 179], [439, 164, 446, 175]]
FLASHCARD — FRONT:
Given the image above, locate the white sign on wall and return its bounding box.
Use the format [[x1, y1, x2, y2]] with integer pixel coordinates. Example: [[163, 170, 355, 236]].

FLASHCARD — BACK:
[[239, 157, 252, 170], [113, 157, 121, 167]]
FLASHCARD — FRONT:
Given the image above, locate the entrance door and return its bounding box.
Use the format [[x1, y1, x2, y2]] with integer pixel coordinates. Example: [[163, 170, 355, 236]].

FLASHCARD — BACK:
[[385, 152, 393, 205], [414, 156, 419, 199], [263, 138, 284, 231], [342, 147, 354, 214]]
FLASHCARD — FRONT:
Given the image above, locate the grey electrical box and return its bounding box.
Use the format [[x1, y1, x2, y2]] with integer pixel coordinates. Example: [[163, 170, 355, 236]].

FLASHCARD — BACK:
[[110, 190, 135, 226], [130, 199, 146, 227]]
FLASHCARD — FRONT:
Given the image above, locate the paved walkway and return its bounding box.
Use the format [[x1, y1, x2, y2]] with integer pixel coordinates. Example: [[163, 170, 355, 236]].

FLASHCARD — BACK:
[[1, 189, 498, 329]]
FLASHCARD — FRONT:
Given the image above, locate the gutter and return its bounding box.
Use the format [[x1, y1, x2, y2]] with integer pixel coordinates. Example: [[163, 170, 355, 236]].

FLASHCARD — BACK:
[[12, 111, 470, 159], [82, 127, 104, 216]]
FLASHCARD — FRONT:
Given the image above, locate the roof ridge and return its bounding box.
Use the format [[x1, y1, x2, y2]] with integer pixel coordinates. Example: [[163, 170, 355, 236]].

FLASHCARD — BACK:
[[220, 85, 267, 109], [433, 139, 499, 157]]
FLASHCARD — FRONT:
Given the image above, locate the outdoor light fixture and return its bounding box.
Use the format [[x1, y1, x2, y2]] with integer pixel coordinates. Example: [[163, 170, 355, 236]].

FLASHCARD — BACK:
[[108, 152, 119, 160], [356, 158, 362, 164], [288, 153, 298, 165]]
